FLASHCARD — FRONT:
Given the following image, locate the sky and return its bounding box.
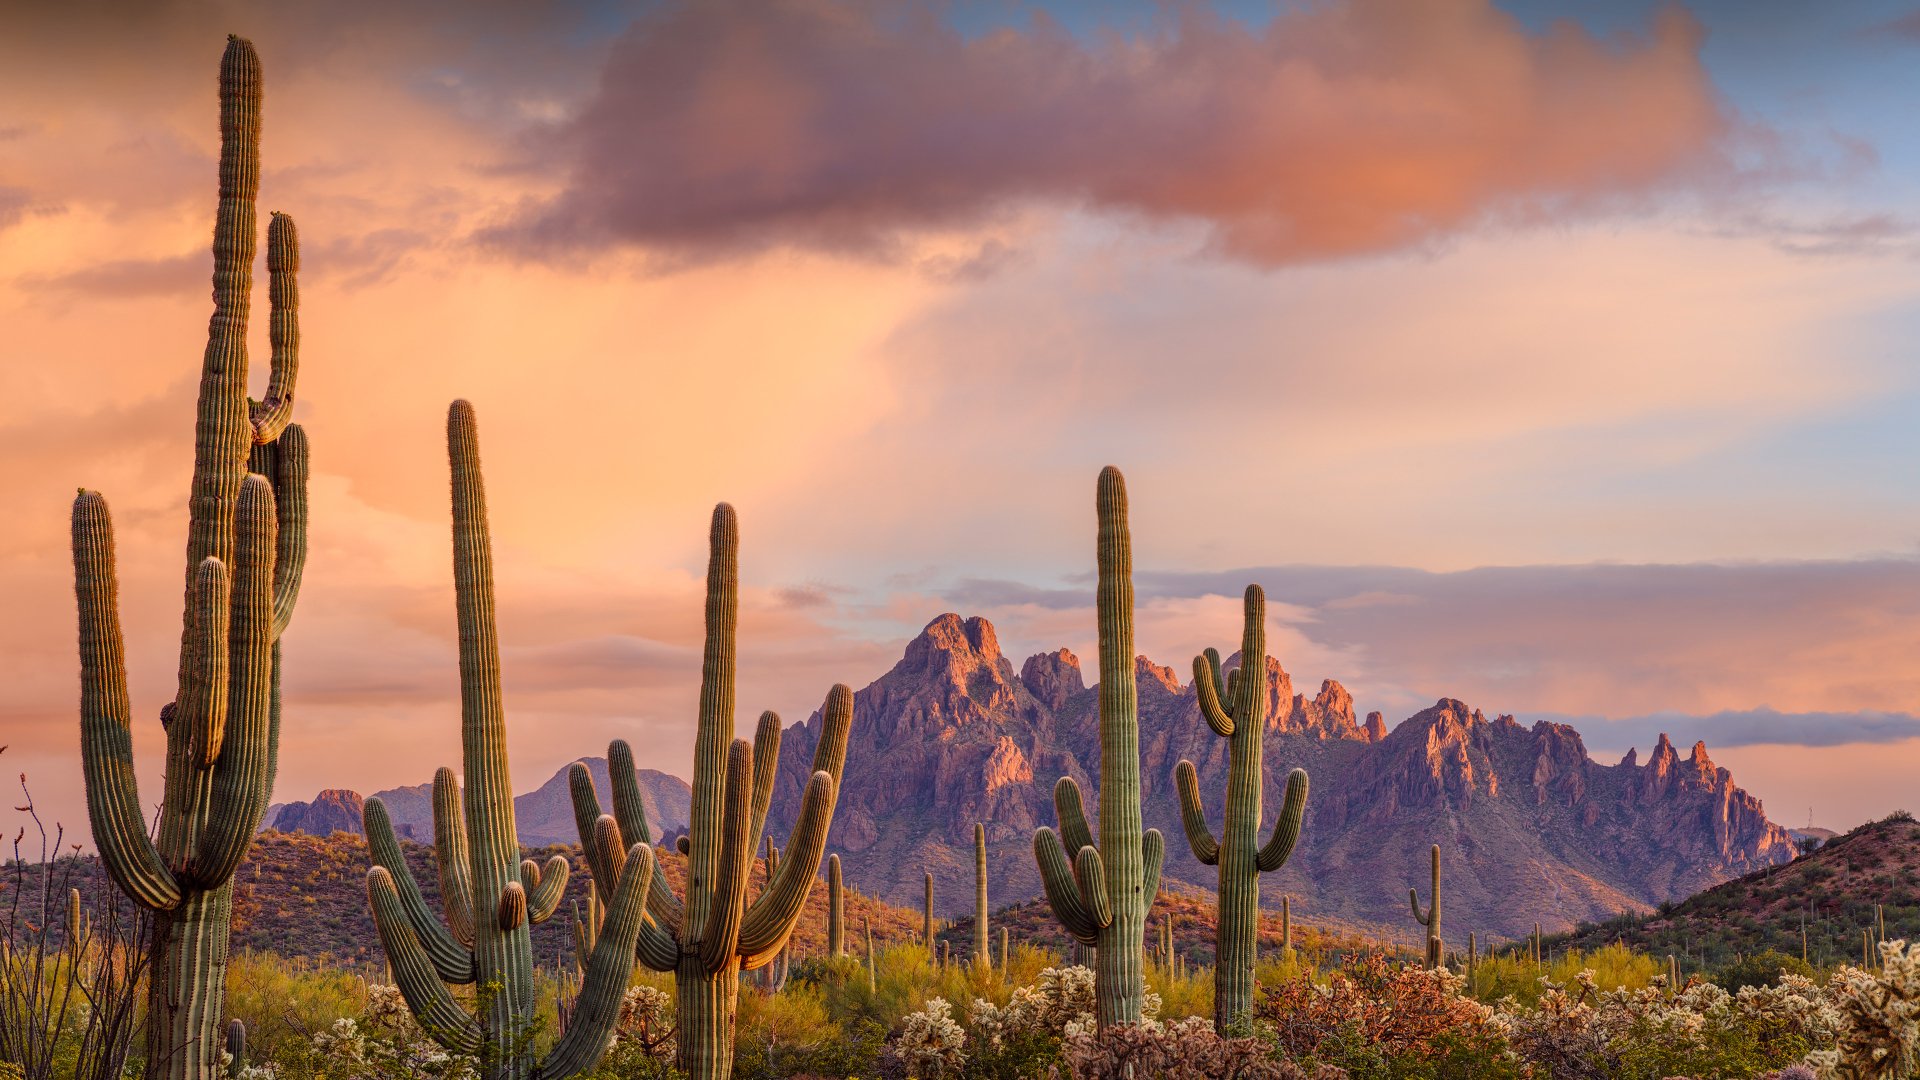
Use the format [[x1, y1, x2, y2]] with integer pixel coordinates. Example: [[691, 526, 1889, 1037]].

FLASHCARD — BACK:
[[2, 0, 1918, 846]]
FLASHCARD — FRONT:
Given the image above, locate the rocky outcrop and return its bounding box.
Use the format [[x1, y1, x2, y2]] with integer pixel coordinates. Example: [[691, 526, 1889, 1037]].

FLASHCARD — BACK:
[[765, 611, 1796, 941], [270, 789, 369, 837]]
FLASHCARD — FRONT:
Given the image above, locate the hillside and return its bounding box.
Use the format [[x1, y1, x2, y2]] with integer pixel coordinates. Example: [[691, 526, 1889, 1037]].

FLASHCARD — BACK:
[[1549, 812, 1920, 967], [12, 830, 922, 967]]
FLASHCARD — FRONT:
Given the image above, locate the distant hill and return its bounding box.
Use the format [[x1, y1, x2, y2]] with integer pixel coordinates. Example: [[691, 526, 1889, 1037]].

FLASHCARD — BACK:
[[1549, 812, 1920, 967], [265, 758, 692, 848], [29, 830, 918, 966]]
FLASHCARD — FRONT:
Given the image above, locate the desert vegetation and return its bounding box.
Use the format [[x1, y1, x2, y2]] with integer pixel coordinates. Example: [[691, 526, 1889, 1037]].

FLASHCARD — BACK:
[[8, 30, 1918, 1080]]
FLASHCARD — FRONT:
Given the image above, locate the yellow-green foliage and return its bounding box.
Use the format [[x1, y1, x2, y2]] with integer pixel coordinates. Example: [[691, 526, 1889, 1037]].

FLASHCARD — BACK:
[[225, 951, 373, 1060], [1462, 941, 1663, 1003]]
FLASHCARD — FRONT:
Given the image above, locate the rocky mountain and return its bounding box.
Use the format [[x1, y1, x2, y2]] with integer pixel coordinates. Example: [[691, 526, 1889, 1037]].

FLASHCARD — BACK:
[[269, 789, 373, 837], [265, 759, 691, 847], [764, 612, 1796, 944]]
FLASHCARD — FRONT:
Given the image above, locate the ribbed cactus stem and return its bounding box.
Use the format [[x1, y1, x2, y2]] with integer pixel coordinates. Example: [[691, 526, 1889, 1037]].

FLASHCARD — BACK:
[[361, 403, 644, 1079], [999, 926, 1009, 971], [973, 823, 989, 969], [1281, 896, 1291, 954], [1173, 582, 1311, 1028], [1410, 844, 1442, 969], [225, 1019, 246, 1079], [864, 917, 876, 993], [827, 854, 844, 958], [1032, 468, 1166, 1029]]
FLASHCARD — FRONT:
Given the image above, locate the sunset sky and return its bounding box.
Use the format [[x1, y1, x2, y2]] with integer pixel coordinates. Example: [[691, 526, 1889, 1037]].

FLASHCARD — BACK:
[[3, 0, 1918, 844]]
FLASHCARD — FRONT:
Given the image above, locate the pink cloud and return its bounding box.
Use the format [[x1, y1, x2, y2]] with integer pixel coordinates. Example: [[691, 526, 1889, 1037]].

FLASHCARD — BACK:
[[500, 0, 1728, 264]]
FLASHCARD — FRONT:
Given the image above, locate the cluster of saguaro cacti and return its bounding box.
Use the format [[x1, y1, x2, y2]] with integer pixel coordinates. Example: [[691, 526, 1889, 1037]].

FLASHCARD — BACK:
[[1033, 467, 1166, 1029], [1174, 583, 1311, 1029], [973, 823, 990, 969], [1410, 844, 1443, 969], [567, 502, 855, 1080], [360, 403, 652, 1079], [827, 854, 845, 957], [73, 35, 311, 1080]]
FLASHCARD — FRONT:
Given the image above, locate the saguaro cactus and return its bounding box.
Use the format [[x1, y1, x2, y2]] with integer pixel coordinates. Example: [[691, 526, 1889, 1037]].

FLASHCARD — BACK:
[[73, 36, 310, 1080], [1173, 584, 1310, 1029], [973, 823, 990, 969], [827, 854, 845, 957], [1033, 467, 1166, 1028], [923, 872, 934, 956], [224, 1020, 246, 1079], [568, 503, 855, 1080], [361, 403, 652, 1079], [1281, 896, 1292, 955], [1410, 845, 1442, 969]]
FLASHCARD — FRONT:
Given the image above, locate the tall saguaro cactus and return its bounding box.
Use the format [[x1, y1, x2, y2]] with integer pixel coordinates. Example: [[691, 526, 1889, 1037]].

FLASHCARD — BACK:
[[923, 872, 934, 957], [73, 36, 310, 1080], [1033, 467, 1166, 1028], [1410, 844, 1442, 969], [360, 402, 652, 1079], [569, 503, 855, 1080], [973, 823, 990, 969], [1173, 584, 1310, 1029]]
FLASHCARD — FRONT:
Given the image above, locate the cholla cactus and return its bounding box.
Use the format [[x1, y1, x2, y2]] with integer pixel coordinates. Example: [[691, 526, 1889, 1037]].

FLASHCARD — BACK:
[[894, 998, 968, 1078], [1173, 583, 1310, 1027], [361, 403, 652, 1079], [1810, 940, 1920, 1079], [568, 503, 855, 1080], [1033, 468, 1166, 1028], [73, 36, 310, 1080]]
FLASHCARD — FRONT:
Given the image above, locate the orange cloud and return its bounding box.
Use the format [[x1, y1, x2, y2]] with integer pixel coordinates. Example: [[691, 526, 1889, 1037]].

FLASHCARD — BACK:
[[500, 0, 1727, 264]]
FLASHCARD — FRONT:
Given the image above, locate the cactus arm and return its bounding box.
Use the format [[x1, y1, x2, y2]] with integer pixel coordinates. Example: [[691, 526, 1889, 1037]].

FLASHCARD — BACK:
[[178, 557, 232, 771], [538, 843, 654, 1079], [258, 422, 308, 639], [194, 476, 278, 884], [1410, 889, 1430, 925], [1033, 828, 1099, 945], [363, 797, 474, 984], [1074, 845, 1113, 930], [736, 770, 837, 962], [745, 710, 780, 857], [249, 212, 299, 444], [1255, 768, 1310, 873], [803, 684, 854, 780], [432, 768, 476, 947], [72, 491, 183, 911], [366, 867, 482, 1054], [606, 740, 684, 936], [636, 903, 681, 972], [698, 739, 755, 974], [1173, 760, 1220, 866], [1052, 777, 1096, 862], [498, 882, 527, 931], [1193, 652, 1235, 738], [524, 856, 570, 924], [1141, 828, 1163, 905]]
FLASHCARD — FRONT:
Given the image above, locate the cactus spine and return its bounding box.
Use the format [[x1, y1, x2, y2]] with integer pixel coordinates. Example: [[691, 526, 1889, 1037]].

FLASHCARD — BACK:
[[1410, 844, 1442, 968], [361, 403, 651, 1079], [973, 823, 990, 969], [1033, 467, 1166, 1029], [72, 36, 310, 1080], [568, 504, 855, 1080], [1173, 583, 1311, 1029]]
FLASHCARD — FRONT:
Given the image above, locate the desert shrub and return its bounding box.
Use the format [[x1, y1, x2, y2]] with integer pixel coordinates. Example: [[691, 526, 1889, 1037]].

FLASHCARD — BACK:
[[1051, 1017, 1333, 1079], [1716, 949, 1818, 993], [1254, 956, 1521, 1078], [1808, 940, 1920, 1079]]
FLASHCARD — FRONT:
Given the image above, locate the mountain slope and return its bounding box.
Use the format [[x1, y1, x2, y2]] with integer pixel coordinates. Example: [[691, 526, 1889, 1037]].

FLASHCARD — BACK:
[[1551, 812, 1920, 966], [764, 613, 1795, 943]]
